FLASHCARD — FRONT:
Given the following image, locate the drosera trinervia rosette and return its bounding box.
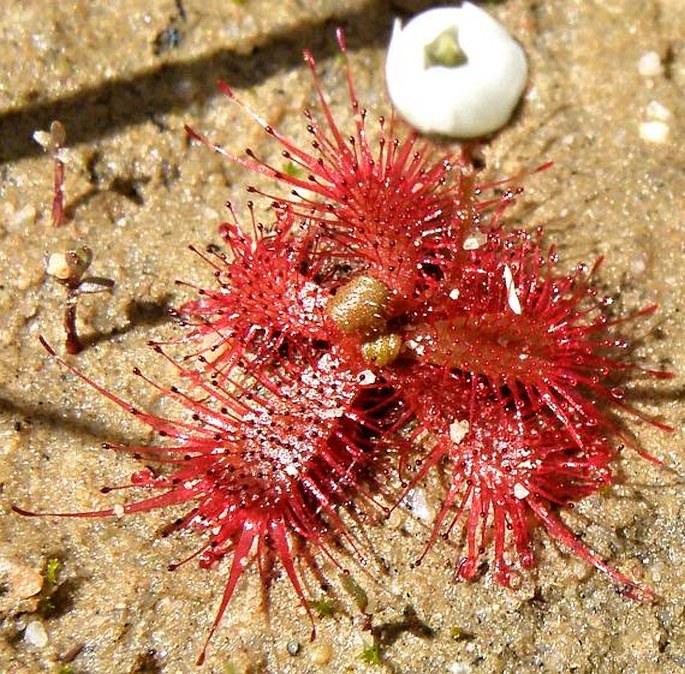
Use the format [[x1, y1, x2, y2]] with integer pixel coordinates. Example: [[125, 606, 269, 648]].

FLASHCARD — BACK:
[[14, 26, 673, 665]]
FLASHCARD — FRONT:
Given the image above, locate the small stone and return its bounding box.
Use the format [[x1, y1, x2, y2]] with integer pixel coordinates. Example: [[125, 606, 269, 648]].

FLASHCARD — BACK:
[[513, 483, 530, 499], [449, 420, 470, 445], [25, 620, 49, 648], [639, 120, 669, 144], [402, 487, 432, 522], [637, 51, 663, 77], [463, 234, 485, 250], [10, 204, 37, 228], [0, 557, 43, 599], [645, 100, 672, 122], [286, 640, 301, 656], [310, 640, 333, 665], [447, 662, 473, 674], [113, 504, 125, 517], [406, 338, 426, 357]]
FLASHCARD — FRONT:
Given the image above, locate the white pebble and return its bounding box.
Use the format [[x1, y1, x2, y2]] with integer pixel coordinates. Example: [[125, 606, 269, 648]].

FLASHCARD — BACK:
[[447, 662, 473, 674], [463, 233, 486, 250], [406, 338, 426, 357], [402, 487, 432, 522], [513, 483, 530, 499], [386, 3, 528, 137], [10, 204, 37, 227], [639, 120, 670, 144], [449, 419, 470, 445], [629, 250, 648, 277], [310, 640, 333, 665], [637, 51, 663, 77], [645, 100, 672, 122], [25, 620, 48, 648], [113, 504, 125, 517]]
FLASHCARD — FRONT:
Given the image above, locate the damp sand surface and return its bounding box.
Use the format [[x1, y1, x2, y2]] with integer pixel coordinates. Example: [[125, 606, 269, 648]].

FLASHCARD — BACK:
[[1, 2, 684, 673]]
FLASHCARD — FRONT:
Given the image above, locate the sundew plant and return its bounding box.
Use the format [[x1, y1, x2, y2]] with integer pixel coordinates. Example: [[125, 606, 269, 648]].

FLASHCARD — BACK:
[[16, 26, 672, 666]]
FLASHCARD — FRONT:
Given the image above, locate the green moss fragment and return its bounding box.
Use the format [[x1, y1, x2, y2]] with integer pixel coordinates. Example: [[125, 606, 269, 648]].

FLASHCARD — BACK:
[[359, 643, 382, 665], [340, 573, 368, 613], [45, 558, 61, 587], [283, 161, 304, 179], [38, 558, 65, 617], [223, 662, 237, 674], [56, 666, 74, 674], [450, 626, 474, 641], [309, 597, 339, 618]]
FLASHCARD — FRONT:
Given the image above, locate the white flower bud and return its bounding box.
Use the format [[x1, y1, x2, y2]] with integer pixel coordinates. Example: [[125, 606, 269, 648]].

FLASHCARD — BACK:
[[385, 3, 528, 138]]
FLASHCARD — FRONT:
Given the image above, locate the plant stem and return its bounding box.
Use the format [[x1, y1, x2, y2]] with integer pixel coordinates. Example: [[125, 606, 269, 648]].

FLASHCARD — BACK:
[[63, 291, 82, 354]]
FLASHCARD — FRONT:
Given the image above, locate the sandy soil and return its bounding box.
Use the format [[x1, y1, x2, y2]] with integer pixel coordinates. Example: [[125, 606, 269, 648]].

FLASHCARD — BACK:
[[1, 1, 683, 673]]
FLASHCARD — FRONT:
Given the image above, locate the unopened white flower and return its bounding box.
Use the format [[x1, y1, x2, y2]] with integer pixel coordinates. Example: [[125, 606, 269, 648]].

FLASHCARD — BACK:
[[385, 3, 528, 138]]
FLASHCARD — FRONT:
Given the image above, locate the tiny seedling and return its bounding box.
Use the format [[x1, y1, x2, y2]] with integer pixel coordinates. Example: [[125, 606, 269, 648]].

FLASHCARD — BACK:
[[45, 246, 114, 354], [33, 120, 68, 227]]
